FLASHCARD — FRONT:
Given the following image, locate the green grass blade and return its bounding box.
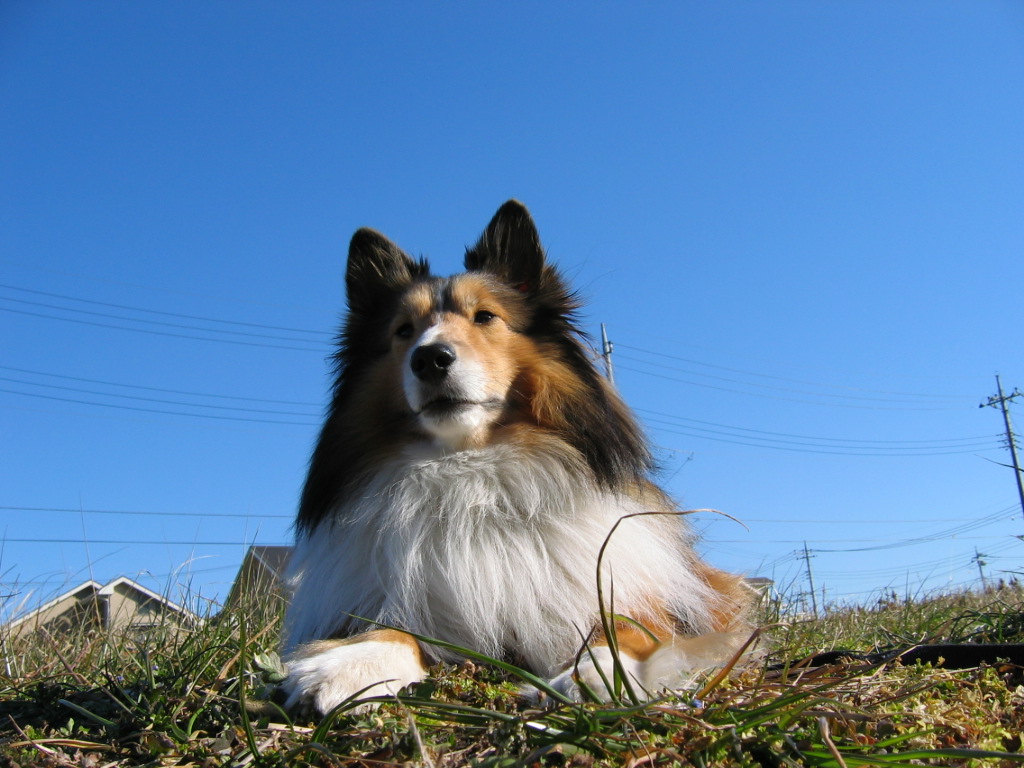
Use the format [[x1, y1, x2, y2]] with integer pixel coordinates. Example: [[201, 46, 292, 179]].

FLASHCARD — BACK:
[[58, 699, 117, 729]]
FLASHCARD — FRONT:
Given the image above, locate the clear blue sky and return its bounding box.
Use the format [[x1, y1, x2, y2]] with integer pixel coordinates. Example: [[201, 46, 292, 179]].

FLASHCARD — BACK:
[[3, 2, 1023, 618]]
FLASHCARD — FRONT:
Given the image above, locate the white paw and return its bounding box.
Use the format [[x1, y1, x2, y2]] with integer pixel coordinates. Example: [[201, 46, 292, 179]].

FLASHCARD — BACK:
[[282, 638, 427, 716], [529, 646, 646, 704], [643, 631, 753, 691], [523, 632, 757, 706]]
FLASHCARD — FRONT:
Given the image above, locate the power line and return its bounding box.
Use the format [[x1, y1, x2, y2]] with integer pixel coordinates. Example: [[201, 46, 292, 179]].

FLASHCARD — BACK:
[[819, 540, 1023, 582], [0, 282, 331, 337], [642, 416, 999, 456], [784, 537, 1023, 586], [0, 294, 328, 346], [614, 341, 966, 402], [0, 364, 321, 407], [0, 539, 286, 546], [0, 375, 319, 417], [718, 517, 1003, 525], [616, 361, 963, 412], [0, 505, 291, 519], [0, 306, 325, 352], [618, 353, 949, 406], [0, 386, 318, 425], [716, 534, 1011, 546], [6, 505, 1000, 527], [637, 406, 994, 449], [812, 508, 1017, 552], [5, 510, 1010, 548]]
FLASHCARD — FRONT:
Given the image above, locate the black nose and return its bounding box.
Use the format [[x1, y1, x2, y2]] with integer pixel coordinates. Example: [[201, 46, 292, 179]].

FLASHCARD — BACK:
[[410, 343, 456, 383]]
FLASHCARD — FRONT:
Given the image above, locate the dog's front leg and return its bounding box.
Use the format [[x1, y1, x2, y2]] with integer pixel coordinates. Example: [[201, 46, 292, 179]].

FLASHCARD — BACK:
[[282, 629, 427, 715]]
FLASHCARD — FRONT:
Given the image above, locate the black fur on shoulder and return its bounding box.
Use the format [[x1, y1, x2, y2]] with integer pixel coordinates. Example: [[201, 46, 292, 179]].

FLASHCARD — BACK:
[[298, 230, 430, 533]]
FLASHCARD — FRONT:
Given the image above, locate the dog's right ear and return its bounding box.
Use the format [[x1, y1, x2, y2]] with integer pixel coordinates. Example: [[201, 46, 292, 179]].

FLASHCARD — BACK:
[[346, 228, 426, 313]]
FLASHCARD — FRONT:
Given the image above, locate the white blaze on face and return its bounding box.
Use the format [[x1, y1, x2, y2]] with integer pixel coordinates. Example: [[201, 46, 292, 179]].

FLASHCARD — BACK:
[[403, 320, 499, 449]]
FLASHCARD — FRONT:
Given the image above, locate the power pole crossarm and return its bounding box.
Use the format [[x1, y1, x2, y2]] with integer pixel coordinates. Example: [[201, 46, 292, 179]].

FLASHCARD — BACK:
[[980, 374, 1024, 523]]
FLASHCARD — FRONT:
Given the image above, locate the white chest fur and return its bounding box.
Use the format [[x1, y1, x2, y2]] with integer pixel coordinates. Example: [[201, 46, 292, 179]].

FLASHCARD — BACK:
[[283, 442, 714, 676]]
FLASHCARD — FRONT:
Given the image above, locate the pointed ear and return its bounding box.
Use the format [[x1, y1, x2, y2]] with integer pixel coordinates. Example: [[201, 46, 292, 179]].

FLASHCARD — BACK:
[[464, 200, 545, 292], [345, 228, 425, 313]]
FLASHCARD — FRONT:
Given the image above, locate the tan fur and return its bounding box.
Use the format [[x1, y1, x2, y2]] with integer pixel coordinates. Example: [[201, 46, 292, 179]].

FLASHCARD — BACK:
[[595, 612, 674, 662], [306, 628, 424, 657], [693, 562, 753, 633]]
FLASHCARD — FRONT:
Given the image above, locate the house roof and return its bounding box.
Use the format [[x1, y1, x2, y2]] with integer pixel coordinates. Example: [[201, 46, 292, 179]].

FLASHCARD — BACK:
[[5, 576, 196, 631], [245, 545, 292, 578], [100, 576, 191, 616], [5, 580, 104, 631], [223, 545, 293, 608]]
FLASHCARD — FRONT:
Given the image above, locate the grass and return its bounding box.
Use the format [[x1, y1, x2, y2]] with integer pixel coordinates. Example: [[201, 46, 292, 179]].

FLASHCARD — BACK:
[[1, 583, 1023, 767]]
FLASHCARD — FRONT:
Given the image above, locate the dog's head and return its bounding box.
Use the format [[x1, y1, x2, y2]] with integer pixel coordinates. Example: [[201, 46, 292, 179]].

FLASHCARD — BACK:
[[341, 200, 579, 449]]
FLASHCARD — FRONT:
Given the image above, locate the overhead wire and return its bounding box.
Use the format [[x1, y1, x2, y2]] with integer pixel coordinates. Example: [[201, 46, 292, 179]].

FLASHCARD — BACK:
[[0, 386, 319, 425], [0, 304, 327, 352], [7, 504, 1011, 528], [616, 359, 965, 412], [0, 282, 332, 336], [642, 416, 998, 456], [637, 407, 997, 455], [613, 341, 965, 402], [0, 364, 321, 407], [0, 505, 291, 519], [0, 538, 285, 546], [617, 353, 937, 406], [637, 407, 991, 446], [0, 374, 319, 418], [811, 506, 1018, 552], [0, 294, 330, 347]]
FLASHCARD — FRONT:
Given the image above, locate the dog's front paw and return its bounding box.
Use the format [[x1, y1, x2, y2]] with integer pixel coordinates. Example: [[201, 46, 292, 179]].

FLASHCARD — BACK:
[[525, 646, 645, 705], [282, 633, 427, 716], [643, 631, 756, 691]]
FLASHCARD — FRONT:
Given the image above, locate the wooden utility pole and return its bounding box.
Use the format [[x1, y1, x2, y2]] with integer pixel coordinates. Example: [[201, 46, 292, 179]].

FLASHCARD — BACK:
[[973, 547, 988, 588], [981, 374, 1024, 522], [802, 542, 819, 617], [600, 323, 615, 384]]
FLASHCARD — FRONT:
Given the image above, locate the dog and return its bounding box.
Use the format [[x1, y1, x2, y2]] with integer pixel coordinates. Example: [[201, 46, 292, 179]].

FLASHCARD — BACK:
[[281, 200, 753, 715]]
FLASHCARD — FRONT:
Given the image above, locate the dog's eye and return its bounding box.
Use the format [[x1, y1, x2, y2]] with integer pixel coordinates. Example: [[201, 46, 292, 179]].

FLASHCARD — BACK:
[[395, 322, 414, 339], [474, 310, 496, 325]]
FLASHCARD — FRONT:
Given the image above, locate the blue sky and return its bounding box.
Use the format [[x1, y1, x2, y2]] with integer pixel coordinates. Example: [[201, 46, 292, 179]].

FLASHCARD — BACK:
[[3, 2, 1023, 617]]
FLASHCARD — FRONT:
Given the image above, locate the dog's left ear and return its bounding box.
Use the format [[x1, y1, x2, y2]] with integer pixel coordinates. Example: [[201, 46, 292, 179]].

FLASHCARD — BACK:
[[465, 200, 545, 293]]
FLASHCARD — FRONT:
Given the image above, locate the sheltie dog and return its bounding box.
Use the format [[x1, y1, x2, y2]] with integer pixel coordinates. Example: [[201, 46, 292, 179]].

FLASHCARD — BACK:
[[281, 200, 752, 715]]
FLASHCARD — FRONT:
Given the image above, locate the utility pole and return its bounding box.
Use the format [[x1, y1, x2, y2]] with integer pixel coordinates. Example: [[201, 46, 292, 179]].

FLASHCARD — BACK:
[[600, 323, 615, 384], [980, 374, 1024, 522], [973, 547, 988, 589], [801, 542, 819, 617]]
